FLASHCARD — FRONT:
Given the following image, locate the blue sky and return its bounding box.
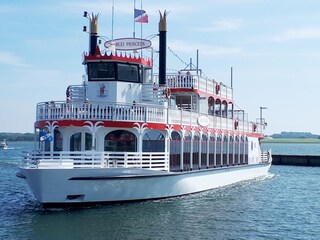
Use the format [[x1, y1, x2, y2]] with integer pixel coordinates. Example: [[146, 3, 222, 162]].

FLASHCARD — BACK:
[[1, 0, 320, 135]]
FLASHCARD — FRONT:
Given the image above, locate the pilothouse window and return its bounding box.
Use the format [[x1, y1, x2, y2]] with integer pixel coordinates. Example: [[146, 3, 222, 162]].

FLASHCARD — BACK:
[[87, 62, 141, 83], [117, 63, 139, 82], [143, 68, 152, 83], [88, 62, 115, 81]]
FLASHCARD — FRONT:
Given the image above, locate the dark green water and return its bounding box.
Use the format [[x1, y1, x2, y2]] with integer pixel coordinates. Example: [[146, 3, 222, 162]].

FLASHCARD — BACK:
[[1, 142, 320, 239]]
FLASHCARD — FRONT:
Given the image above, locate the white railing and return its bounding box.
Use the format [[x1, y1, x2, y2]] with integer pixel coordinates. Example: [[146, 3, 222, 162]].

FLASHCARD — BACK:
[[141, 84, 166, 103], [36, 101, 166, 124], [154, 73, 233, 100], [67, 84, 87, 102], [22, 151, 170, 171], [36, 101, 265, 134]]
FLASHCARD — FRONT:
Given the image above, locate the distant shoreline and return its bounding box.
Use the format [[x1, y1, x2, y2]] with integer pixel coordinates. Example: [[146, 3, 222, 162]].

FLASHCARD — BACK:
[[262, 138, 320, 143]]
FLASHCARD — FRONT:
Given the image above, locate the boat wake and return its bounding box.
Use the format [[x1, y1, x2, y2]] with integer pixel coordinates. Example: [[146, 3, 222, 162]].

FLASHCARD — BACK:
[[1, 147, 15, 150]]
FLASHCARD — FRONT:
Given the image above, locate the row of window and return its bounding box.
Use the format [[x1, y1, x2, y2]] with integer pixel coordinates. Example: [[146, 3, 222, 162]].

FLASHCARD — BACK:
[[87, 62, 152, 83], [41, 129, 250, 172]]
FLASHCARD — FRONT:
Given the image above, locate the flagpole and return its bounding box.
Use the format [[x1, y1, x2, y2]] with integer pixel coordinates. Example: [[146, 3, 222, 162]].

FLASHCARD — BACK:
[[140, 0, 143, 39], [133, 0, 136, 38], [140, 0, 143, 57]]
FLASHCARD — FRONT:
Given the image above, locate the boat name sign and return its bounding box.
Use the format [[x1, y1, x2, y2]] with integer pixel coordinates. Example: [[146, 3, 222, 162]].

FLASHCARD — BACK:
[[197, 116, 210, 127], [104, 38, 152, 50]]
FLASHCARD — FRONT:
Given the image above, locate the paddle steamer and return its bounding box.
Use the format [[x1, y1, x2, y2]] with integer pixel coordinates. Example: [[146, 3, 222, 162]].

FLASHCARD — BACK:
[[18, 11, 272, 207]]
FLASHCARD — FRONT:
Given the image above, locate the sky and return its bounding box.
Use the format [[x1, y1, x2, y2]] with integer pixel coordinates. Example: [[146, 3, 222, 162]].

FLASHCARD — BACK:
[[1, 0, 320, 135]]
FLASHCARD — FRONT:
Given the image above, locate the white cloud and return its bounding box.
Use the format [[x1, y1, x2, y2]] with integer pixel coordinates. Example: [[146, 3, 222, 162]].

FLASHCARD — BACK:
[[0, 52, 30, 67], [198, 19, 243, 32], [273, 27, 320, 42]]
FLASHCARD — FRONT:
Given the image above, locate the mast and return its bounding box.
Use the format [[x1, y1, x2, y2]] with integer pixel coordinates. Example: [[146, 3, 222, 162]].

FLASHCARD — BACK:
[[133, 0, 136, 38], [111, 0, 115, 40]]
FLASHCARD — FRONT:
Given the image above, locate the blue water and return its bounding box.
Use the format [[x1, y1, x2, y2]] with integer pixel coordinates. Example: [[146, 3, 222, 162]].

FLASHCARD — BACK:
[[1, 142, 320, 240], [262, 142, 320, 155]]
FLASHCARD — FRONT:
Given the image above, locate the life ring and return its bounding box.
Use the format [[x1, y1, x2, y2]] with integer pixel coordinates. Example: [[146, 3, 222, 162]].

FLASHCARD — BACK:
[[164, 87, 171, 98]]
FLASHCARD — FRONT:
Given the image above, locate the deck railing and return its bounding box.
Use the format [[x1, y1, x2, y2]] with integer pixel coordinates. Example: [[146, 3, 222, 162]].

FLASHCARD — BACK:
[[37, 102, 166, 124], [36, 101, 264, 134], [154, 73, 233, 99], [22, 151, 170, 171]]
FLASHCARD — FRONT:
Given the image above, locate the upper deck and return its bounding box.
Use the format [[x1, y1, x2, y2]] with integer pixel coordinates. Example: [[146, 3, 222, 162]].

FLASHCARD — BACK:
[[36, 70, 263, 135], [154, 72, 233, 100]]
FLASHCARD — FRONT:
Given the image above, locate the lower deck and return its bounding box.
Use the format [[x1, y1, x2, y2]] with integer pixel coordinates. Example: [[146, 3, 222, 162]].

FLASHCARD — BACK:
[[31, 120, 269, 172], [22, 148, 271, 172]]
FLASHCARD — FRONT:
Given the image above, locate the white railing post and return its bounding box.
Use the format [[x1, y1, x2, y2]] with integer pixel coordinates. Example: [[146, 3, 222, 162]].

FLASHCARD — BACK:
[[149, 153, 152, 169], [124, 152, 127, 168]]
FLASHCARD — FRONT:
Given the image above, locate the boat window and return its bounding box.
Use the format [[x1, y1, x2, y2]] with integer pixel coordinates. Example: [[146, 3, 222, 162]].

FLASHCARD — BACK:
[[143, 67, 152, 83], [176, 95, 192, 111], [228, 102, 234, 118], [208, 97, 214, 115], [104, 130, 137, 152], [209, 134, 216, 167], [183, 132, 192, 170], [193, 133, 200, 169], [117, 63, 139, 82], [70, 132, 93, 151], [88, 62, 116, 81], [215, 99, 221, 116], [143, 130, 165, 152], [200, 133, 208, 168], [170, 131, 181, 172], [54, 129, 63, 151], [221, 101, 227, 118], [70, 133, 82, 151], [85, 133, 92, 150]]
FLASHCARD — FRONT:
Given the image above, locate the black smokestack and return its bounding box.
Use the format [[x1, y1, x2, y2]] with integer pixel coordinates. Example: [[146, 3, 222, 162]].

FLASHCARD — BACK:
[[158, 11, 167, 85], [89, 13, 99, 56]]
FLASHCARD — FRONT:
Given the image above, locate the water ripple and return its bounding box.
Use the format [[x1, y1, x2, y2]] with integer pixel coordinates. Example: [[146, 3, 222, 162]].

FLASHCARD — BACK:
[[1, 144, 320, 239]]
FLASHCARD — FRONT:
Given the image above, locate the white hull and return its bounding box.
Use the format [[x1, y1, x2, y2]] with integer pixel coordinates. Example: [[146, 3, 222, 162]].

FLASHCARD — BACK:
[[19, 163, 271, 207]]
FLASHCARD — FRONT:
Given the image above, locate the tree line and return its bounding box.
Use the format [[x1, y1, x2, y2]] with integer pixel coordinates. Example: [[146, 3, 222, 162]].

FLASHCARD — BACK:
[[0, 132, 34, 141]]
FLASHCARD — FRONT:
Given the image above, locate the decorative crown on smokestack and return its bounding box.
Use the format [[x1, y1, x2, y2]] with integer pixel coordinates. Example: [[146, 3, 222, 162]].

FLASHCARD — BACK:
[[159, 10, 167, 32], [90, 13, 99, 35], [83, 12, 100, 56], [89, 13, 99, 56]]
